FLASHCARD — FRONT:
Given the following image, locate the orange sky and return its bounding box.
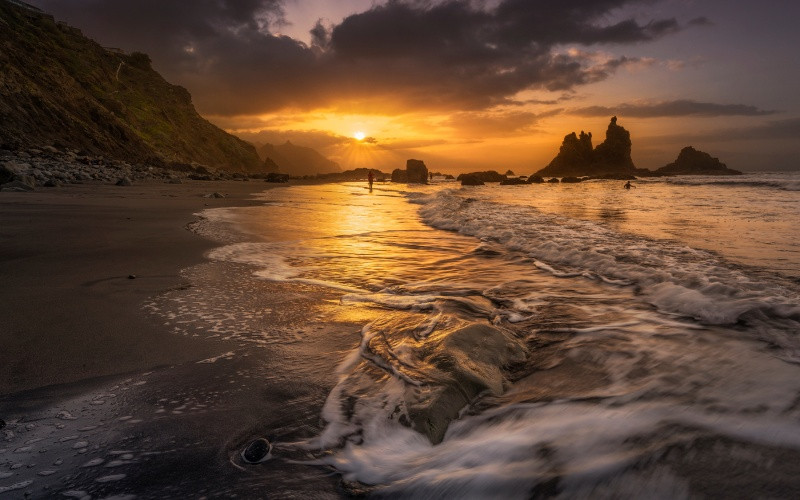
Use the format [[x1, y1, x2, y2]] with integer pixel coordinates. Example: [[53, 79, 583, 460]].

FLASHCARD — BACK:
[[31, 0, 800, 173]]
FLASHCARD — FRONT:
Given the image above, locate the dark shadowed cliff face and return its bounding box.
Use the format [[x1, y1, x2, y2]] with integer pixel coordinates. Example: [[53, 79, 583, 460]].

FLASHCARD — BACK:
[[536, 117, 637, 177], [0, 1, 264, 171]]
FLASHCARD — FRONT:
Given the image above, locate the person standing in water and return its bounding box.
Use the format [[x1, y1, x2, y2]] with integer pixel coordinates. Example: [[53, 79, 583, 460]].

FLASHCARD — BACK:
[[368, 171, 374, 191], [624, 181, 634, 189]]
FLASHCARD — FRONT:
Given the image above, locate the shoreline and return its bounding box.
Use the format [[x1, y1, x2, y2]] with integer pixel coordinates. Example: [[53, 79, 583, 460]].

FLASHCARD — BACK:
[[0, 179, 274, 396], [0, 178, 362, 498]]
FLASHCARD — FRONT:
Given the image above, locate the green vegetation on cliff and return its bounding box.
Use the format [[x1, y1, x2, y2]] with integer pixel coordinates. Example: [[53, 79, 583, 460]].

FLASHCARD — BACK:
[[0, 1, 264, 171]]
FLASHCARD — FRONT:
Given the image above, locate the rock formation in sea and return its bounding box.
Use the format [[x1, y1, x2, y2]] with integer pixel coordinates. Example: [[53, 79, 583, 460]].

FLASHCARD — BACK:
[[391, 159, 429, 184], [654, 146, 742, 176], [456, 171, 507, 183], [535, 117, 638, 177], [459, 174, 484, 186], [0, 1, 265, 172]]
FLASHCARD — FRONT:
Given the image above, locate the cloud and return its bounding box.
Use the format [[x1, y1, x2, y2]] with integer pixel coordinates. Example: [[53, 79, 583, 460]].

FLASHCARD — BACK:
[[445, 108, 563, 137], [688, 16, 713, 27], [31, 0, 693, 116], [572, 100, 777, 118]]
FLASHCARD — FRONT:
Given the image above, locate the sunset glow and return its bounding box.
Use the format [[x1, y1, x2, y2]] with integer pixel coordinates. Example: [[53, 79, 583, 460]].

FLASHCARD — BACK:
[[28, 0, 800, 174]]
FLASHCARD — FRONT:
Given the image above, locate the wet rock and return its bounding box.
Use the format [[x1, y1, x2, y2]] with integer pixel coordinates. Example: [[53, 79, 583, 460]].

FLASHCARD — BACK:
[[203, 192, 225, 198], [43, 178, 60, 187], [115, 176, 132, 186], [457, 171, 506, 183], [405, 159, 429, 184], [460, 174, 484, 186], [560, 176, 582, 183], [547, 177, 560, 183], [527, 175, 545, 184], [127, 274, 136, 279], [264, 173, 289, 183], [391, 168, 408, 183], [241, 438, 272, 464], [499, 177, 528, 185]]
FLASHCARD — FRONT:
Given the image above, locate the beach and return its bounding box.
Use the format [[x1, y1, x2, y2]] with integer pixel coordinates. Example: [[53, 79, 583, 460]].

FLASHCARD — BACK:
[[2, 173, 800, 498], [0, 179, 361, 498]]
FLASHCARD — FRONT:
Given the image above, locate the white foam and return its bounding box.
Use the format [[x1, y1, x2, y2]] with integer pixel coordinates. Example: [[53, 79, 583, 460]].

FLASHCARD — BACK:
[[208, 243, 300, 280], [417, 189, 800, 355]]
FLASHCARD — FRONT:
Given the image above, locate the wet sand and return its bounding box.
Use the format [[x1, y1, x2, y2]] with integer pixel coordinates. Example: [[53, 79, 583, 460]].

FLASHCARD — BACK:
[[0, 180, 360, 498], [0, 180, 269, 395]]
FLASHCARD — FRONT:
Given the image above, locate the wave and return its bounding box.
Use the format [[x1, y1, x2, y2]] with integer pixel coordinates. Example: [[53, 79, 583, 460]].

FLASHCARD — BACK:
[[414, 189, 800, 360], [651, 173, 800, 191]]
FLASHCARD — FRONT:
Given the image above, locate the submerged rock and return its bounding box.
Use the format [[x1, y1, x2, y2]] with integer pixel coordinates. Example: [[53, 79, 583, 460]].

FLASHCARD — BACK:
[[241, 438, 272, 464], [332, 314, 528, 445], [115, 176, 132, 186]]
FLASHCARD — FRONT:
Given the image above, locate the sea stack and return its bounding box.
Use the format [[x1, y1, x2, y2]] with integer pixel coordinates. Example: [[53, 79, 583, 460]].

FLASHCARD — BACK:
[[535, 116, 637, 177], [655, 146, 742, 176]]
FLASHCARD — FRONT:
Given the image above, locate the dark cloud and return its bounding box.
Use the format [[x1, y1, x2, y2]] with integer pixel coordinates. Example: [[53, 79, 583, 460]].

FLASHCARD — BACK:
[[445, 108, 563, 137], [645, 117, 800, 143], [572, 100, 777, 118], [688, 16, 713, 27], [31, 0, 691, 115]]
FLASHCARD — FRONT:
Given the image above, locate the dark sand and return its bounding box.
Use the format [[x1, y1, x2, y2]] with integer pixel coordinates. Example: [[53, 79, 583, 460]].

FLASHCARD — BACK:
[[0, 180, 360, 498], [0, 180, 266, 394]]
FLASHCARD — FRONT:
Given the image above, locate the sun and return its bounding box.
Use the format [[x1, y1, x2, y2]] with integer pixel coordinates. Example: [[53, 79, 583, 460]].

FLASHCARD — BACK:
[[353, 131, 366, 141]]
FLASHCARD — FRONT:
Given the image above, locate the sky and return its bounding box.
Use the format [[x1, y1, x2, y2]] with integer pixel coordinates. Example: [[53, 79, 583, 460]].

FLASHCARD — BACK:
[[29, 0, 800, 173]]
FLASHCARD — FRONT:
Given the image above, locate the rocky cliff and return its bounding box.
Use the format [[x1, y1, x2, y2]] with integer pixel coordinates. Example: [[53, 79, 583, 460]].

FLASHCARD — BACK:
[[0, 0, 265, 171], [256, 141, 340, 176], [655, 146, 742, 176], [536, 117, 638, 177]]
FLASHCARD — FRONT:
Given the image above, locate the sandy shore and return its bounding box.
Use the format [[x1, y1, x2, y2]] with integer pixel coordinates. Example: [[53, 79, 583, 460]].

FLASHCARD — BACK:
[[0, 178, 364, 498], [0, 180, 271, 395]]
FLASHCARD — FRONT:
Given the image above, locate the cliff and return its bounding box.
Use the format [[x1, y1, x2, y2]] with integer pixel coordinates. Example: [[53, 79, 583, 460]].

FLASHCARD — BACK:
[[0, 0, 265, 171], [655, 146, 742, 176], [256, 141, 341, 176], [535, 117, 638, 177]]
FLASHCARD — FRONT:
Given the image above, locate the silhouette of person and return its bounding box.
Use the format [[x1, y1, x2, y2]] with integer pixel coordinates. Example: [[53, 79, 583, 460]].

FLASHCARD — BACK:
[[624, 181, 634, 189], [368, 171, 374, 191]]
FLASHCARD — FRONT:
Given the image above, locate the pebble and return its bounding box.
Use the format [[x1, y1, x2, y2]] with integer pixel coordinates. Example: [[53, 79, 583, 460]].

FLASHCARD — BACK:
[[241, 438, 272, 464]]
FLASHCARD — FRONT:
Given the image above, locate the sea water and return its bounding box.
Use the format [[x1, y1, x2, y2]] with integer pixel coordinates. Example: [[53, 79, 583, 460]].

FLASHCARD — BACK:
[[203, 173, 800, 497]]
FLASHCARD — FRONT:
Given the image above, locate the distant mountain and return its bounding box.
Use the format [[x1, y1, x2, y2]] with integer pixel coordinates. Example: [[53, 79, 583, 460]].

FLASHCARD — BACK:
[[256, 141, 341, 176], [0, 0, 266, 171], [536, 117, 640, 177]]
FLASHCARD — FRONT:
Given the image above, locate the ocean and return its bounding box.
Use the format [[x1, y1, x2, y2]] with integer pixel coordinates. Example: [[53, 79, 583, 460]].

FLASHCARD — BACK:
[[194, 172, 800, 497], [3, 173, 799, 498]]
